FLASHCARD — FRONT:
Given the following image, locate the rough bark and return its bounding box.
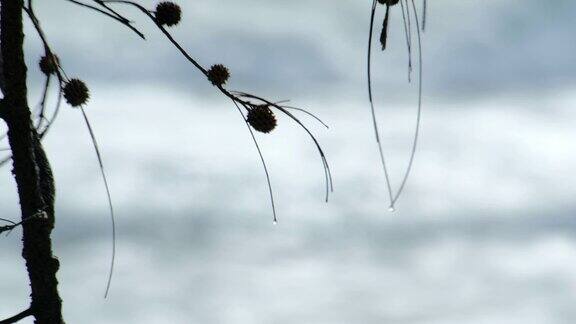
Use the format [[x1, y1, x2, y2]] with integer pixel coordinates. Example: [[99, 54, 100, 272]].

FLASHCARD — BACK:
[[0, 0, 64, 322]]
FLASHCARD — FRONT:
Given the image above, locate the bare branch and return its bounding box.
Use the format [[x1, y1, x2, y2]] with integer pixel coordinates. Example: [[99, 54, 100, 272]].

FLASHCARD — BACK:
[[0, 211, 48, 236], [102, 0, 207, 74], [62, 0, 145, 39], [231, 91, 334, 202], [100, 0, 334, 207], [34, 74, 51, 130], [0, 308, 33, 324]]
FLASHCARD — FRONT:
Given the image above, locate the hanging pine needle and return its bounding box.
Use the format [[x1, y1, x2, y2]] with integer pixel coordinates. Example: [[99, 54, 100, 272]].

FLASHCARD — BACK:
[[422, 0, 427, 32], [232, 100, 278, 224], [59, 75, 116, 298], [392, 0, 423, 206], [231, 91, 334, 203], [399, 0, 413, 82], [79, 106, 116, 299], [366, 0, 425, 211]]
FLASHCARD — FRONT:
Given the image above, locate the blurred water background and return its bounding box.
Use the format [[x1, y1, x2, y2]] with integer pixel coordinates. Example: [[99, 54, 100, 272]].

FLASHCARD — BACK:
[[1, 0, 576, 323]]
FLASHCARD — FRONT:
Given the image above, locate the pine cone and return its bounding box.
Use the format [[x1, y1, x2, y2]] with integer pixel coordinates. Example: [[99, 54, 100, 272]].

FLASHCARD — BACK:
[[63, 79, 90, 107], [39, 54, 59, 75], [207, 64, 230, 86], [247, 105, 277, 133], [155, 2, 182, 27]]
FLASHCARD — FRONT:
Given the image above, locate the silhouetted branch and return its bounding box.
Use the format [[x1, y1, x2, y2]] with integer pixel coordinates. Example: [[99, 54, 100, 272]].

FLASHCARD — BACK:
[[0, 308, 33, 324], [0, 0, 64, 309], [2, 1, 335, 323], [37, 87, 63, 139], [62, 0, 145, 39], [102, 0, 207, 74], [231, 91, 334, 202], [0, 1, 65, 166], [35, 75, 51, 129], [0, 211, 48, 236], [0, 217, 17, 236], [23, 2, 64, 83], [23, 0, 118, 300], [101, 0, 333, 214]]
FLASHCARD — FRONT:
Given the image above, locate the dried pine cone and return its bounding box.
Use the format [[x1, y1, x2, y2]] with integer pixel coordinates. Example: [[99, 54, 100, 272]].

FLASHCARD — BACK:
[[39, 54, 60, 75], [63, 79, 90, 107], [247, 105, 277, 133], [207, 64, 230, 86], [155, 2, 182, 27]]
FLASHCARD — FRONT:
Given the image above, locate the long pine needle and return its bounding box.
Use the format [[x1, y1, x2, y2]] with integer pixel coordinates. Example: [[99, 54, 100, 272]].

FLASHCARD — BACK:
[[79, 107, 116, 298]]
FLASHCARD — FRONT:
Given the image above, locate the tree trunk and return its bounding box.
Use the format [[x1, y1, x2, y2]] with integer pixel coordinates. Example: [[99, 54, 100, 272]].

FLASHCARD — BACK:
[[0, 0, 64, 322]]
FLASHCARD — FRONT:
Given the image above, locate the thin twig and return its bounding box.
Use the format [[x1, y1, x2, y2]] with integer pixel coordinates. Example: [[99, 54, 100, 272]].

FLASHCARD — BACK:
[[0, 83, 65, 162], [26, 1, 117, 297], [0, 217, 18, 236], [24, 1, 68, 110], [0, 308, 33, 324], [102, 0, 207, 75], [38, 85, 63, 139], [62, 0, 145, 39], [0, 2, 66, 168], [35, 74, 52, 130], [104, 0, 333, 205], [0, 211, 48, 236], [0, 218, 16, 225]]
